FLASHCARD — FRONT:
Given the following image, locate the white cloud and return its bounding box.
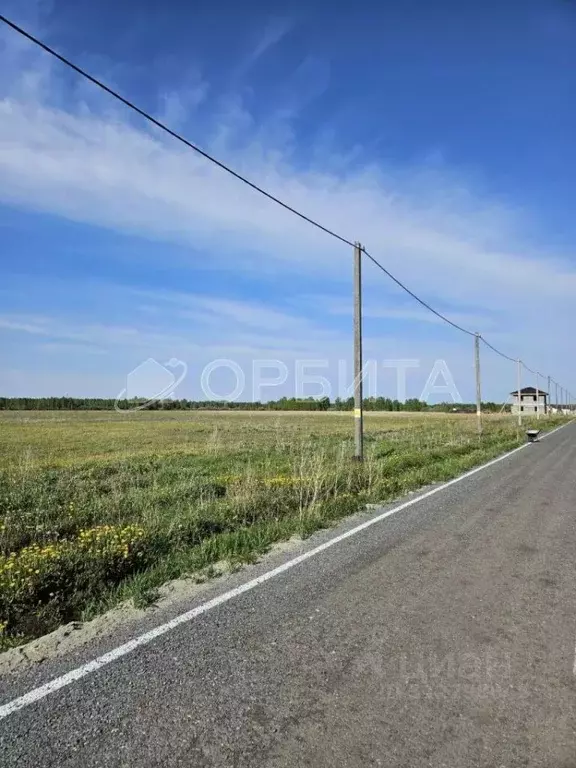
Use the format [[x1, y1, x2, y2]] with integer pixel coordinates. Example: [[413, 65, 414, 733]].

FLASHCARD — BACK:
[[1, 59, 574, 308], [304, 294, 497, 333], [133, 289, 315, 334], [241, 17, 294, 73]]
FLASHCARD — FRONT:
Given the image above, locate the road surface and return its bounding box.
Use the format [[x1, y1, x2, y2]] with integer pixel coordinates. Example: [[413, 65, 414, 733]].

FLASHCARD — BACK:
[[1, 423, 576, 767]]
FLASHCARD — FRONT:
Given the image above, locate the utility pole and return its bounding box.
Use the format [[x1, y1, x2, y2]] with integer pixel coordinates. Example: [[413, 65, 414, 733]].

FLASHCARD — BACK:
[[517, 359, 522, 427], [547, 375, 551, 416], [353, 242, 364, 460], [555, 381, 559, 413], [536, 371, 540, 421], [474, 333, 482, 435]]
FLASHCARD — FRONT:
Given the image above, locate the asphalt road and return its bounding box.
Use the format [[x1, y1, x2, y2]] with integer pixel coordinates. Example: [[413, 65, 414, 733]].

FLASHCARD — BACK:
[[2, 423, 576, 767]]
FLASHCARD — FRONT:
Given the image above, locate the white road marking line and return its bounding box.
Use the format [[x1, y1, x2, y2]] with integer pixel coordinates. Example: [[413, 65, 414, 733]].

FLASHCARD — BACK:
[[0, 420, 571, 721]]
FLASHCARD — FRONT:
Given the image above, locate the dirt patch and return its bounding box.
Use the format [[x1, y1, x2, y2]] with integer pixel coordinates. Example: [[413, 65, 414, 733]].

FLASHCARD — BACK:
[[0, 536, 304, 675]]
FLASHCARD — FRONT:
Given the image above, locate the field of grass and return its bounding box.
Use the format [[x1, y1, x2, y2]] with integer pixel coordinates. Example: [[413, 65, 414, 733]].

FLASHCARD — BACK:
[[0, 409, 565, 648]]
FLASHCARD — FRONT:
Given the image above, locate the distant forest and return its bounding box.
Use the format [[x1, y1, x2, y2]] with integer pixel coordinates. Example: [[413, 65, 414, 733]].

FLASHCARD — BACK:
[[0, 397, 505, 412]]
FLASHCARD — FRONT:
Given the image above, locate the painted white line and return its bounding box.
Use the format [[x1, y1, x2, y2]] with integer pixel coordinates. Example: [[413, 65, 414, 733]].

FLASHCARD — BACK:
[[0, 420, 572, 721]]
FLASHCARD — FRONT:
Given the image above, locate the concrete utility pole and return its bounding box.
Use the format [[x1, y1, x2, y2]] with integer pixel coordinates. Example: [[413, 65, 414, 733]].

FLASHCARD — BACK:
[[517, 359, 522, 427], [474, 333, 482, 435], [547, 375, 551, 416], [556, 381, 559, 412], [353, 242, 363, 461], [536, 372, 540, 421]]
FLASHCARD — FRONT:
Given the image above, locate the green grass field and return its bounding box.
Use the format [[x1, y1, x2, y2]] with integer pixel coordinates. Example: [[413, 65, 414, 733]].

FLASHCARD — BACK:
[[0, 409, 563, 648]]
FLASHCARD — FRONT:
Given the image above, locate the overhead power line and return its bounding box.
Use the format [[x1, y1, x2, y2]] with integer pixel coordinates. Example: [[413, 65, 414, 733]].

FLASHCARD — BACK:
[[361, 248, 475, 337], [0, 13, 569, 399], [0, 14, 355, 250], [363, 247, 559, 385], [0, 15, 480, 340], [479, 337, 517, 364], [363, 247, 544, 372], [522, 362, 539, 376]]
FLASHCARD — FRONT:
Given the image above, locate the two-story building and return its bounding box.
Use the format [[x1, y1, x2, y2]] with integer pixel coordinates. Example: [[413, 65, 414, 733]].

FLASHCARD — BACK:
[[510, 386, 548, 415]]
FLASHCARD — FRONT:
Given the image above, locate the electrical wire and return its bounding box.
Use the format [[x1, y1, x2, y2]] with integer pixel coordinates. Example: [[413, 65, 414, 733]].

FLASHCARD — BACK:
[[361, 248, 476, 337], [478, 337, 517, 364], [1, 14, 570, 398], [361, 247, 564, 390], [361, 245, 565, 391], [362, 249, 564, 388], [0, 14, 355, 250]]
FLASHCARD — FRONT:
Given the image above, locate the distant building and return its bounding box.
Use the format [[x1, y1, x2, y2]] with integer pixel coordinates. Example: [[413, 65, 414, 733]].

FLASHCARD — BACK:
[[510, 386, 548, 415]]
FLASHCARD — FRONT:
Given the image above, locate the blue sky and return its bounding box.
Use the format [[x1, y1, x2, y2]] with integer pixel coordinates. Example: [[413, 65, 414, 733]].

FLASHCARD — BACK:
[[1, 0, 576, 402]]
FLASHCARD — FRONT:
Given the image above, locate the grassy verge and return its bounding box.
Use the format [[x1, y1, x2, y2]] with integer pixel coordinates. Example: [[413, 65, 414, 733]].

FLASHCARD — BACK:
[[0, 411, 565, 649]]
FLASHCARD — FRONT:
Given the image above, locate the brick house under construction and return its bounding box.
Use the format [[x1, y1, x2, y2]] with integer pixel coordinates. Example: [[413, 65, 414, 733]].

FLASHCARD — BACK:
[[510, 386, 548, 416]]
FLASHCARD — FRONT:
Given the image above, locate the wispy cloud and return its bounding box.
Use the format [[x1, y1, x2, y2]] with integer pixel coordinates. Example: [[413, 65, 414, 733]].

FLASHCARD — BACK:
[[305, 294, 496, 332], [157, 79, 208, 129], [133, 289, 314, 334], [241, 17, 294, 73], [2, 77, 573, 315]]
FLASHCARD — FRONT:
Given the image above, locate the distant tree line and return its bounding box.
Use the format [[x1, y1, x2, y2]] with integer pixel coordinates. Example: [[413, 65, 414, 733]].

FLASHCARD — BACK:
[[0, 396, 505, 412]]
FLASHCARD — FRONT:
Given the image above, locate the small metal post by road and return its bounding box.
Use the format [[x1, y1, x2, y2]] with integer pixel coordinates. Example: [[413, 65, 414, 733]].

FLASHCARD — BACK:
[[516, 359, 522, 427], [353, 242, 364, 460], [547, 375, 551, 416], [474, 333, 482, 435], [536, 372, 540, 421]]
